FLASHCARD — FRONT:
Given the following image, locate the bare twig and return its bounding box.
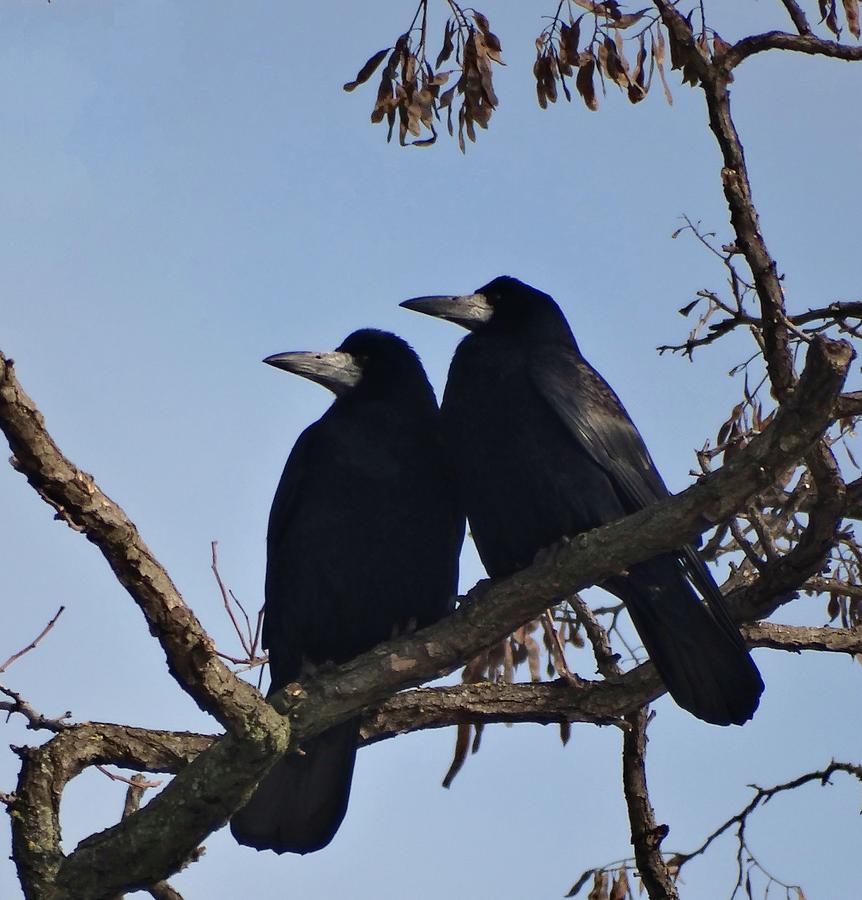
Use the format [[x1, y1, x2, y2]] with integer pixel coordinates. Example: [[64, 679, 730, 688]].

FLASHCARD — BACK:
[[211, 541, 261, 662], [667, 761, 862, 872], [97, 764, 162, 791], [0, 605, 65, 673]]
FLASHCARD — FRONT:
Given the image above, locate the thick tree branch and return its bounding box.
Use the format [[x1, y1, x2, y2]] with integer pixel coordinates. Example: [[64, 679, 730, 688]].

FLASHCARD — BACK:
[[9, 615, 854, 896], [726, 31, 862, 67], [16, 607, 860, 793], [744, 621, 862, 655], [14, 725, 287, 900], [8, 724, 214, 900], [361, 669, 662, 742], [0, 352, 284, 741], [20, 626, 853, 896]]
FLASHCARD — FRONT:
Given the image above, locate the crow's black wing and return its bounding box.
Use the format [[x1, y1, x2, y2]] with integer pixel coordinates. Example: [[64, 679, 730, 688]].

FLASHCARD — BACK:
[[528, 344, 737, 624], [528, 344, 669, 511]]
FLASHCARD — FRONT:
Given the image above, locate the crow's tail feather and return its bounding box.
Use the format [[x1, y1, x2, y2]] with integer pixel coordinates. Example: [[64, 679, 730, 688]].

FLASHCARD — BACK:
[[230, 717, 359, 854], [607, 556, 764, 726]]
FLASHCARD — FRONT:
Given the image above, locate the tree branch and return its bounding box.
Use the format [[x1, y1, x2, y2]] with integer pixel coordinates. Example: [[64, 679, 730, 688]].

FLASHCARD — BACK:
[[659, 301, 862, 356], [779, 0, 811, 35], [668, 761, 862, 873], [0, 685, 71, 733], [116, 775, 192, 900], [836, 390, 862, 418], [0, 352, 285, 741], [14, 603, 859, 800], [621, 710, 678, 900], [744, 621, 862, 655], [728, 440, 847, 621], [726, 30, 862, 68], [0, 606, 65, 673], [2, 335, 851, 897], [653, 0, 796, 399]]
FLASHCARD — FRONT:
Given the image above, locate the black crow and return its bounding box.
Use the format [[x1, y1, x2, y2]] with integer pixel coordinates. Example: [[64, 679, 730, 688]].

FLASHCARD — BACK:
[[230, 329, 464, 853], [401, 276, 763, 726]]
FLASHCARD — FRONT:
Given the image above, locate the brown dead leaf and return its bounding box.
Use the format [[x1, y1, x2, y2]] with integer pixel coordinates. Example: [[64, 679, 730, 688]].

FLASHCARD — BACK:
[[370, 74, 396, 123], [600, 36, 629, 87], [820, 0, 840, 35], [654, 24, 666, 65], [588, 870, 610, 900], [436, 20, 455, 69], [343, 48, 390, 92], [606, 8, 649, 29], [628, 32, 647, 102], [442, 722, 471, 788], [610, 869, 630, 900], [843, 0, 861, 37], [560, 17, 582, 66], [576, 55, 599, 110]]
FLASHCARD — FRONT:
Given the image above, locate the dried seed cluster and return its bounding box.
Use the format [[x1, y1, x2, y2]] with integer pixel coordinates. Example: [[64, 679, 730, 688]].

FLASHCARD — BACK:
[[343, 3, 502, 151]]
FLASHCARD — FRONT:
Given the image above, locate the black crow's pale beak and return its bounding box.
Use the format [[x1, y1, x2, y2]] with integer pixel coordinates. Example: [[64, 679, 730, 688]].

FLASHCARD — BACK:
[[263, 350, 363, 395], [399, 293, 493, 331]]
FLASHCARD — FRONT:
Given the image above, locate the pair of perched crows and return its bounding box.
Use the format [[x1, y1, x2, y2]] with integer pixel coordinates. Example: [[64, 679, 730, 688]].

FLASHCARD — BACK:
[[230, 276, 764, 855]]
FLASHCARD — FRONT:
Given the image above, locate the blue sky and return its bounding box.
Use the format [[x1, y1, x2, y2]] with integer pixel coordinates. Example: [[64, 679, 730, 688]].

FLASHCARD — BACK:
[[1, 2, 861, 897]]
